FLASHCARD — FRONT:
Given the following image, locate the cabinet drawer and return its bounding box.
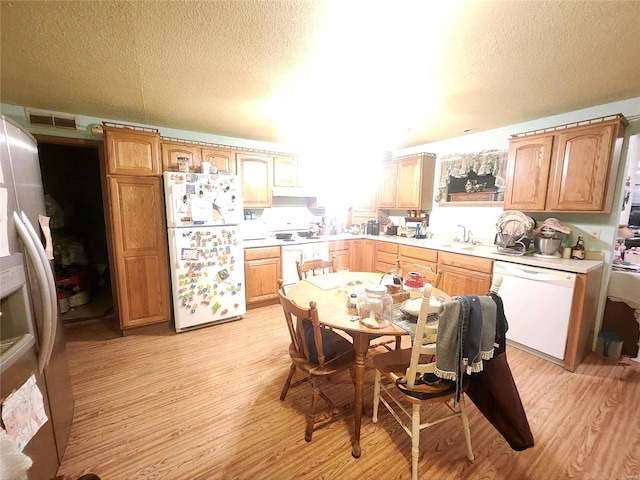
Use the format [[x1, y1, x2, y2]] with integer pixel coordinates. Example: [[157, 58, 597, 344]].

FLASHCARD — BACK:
[[376, 241, 399, 254], [376, 251, 397, 265], [438, 251, 493, 274], [244, 246, 280, 261], [375, 260, 395, 274], [329, 240, 350, 252], [399, 245, 438, 263]]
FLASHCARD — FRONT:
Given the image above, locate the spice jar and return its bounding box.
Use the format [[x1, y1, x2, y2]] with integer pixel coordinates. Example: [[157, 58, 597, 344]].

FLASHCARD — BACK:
[[347, 293, 358, 314], [177, 156, 190, 173], [357, 284, 393, 328]]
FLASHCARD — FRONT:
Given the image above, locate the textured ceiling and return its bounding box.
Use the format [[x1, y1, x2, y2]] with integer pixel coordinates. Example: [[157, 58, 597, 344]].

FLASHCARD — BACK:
[[2, 0, 640, 149]]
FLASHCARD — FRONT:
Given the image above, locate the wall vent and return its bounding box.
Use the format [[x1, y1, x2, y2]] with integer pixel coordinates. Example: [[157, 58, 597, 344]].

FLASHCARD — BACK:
[[27, 109, 78, 130]]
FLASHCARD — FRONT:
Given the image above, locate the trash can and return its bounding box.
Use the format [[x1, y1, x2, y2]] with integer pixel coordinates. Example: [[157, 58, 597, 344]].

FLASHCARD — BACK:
[[595, 331, 624, 361]]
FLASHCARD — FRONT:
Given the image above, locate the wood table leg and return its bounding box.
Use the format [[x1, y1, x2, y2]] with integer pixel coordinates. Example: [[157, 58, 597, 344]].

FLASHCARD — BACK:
[[351, 333, 370, 458]]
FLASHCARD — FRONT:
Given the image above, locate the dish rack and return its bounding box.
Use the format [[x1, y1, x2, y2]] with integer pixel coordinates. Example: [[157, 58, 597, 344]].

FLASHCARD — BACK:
[[495, 219, 535, 256]]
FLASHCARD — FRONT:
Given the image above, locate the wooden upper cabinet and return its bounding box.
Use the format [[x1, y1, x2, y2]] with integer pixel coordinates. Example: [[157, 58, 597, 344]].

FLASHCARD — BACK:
[[547, 122, 620, 212], [201, 146, 236, 174], [377, 161, 398, 208], [377, 153, 436, 210], [504, 115, 627, 213], [273, 155, 298, 187], [237, 153, 273, 208], [107, 176, 171, 328], [104, 126, 160, 176], [161, 141, 202, 172], [503, 134, 554, 211], [352, 183, 378, 213]]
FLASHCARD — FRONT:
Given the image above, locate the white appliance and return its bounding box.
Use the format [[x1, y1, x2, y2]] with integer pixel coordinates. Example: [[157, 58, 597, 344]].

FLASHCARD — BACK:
[[1, 115, 74, 478], [281, 241, 330, 288], [163, 172, 246, 331], [494, 261, 577, 364]]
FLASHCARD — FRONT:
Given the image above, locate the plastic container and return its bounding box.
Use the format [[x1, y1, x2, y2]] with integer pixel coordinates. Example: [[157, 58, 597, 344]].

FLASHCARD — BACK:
[[357, 284, 393, 328], [596, 331, 624, 361], [177, 156, 190, 173]]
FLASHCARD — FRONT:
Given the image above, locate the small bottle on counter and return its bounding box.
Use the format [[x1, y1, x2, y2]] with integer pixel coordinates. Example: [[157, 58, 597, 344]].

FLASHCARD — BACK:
[[348, 293, 358, 314], [570, 236, 585, 260], [392, 258, 402, 285]]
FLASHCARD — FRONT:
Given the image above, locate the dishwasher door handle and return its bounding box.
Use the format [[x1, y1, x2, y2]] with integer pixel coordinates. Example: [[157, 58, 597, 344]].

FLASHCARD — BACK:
[[501, 265, 556, 282]]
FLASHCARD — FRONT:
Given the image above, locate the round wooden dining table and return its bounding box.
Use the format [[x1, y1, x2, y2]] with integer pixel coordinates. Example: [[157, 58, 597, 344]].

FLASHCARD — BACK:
[[287, 271, 450, 458]]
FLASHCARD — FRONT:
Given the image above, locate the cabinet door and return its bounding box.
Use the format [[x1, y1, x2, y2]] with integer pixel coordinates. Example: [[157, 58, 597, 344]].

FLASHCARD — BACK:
[[377, 161, 398, 208], [351, 239, 374, 272], [396, 156, 423, 209], [503, 135, 554, 211], [546, 123, 615, 212], [273, 155, 298, 187], [244, 257, 281, 306], [201, 146, 236, 174], [438, 265, 492, 297], [329, 240, 351, 269], [352, 185, 377, 213], [104, 127, 160, 176], [108, 176, 171, 328], [161, 141, 202, 172], [237, 153, 273, 208]]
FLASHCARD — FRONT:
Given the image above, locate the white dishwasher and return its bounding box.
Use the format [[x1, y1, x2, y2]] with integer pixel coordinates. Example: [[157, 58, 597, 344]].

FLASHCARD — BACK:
[[494, 261, 577, 364]]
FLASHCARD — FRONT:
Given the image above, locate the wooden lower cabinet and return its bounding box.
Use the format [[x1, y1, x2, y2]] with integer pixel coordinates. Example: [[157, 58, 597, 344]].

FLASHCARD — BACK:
[[398, 244, 438, 277], [244, 246, 281, 308], [437, 251, 493, 297], [107, 176, 171, 328], [375, 241, 399, 273], [350, 239, 374, 272], [329, 240, 350, 269]]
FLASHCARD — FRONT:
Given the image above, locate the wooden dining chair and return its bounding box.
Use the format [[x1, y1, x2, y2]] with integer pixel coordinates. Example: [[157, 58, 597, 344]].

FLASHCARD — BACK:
[[371, 283, 476, 480], [277, 279, 356, 442], [296, 255, 337, 280]]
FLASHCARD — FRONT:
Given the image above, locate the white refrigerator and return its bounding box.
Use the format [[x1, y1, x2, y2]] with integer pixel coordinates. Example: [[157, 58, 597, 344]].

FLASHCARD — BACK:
[[163, 172, 246, 332]]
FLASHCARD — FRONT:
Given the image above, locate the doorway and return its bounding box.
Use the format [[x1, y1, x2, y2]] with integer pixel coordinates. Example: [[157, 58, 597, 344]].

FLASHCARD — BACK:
[[35, 136, 114, 324]]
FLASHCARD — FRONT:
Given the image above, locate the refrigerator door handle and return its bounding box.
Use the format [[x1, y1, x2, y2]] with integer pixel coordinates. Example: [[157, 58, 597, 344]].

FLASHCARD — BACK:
[[22, 211, 58, 365], [13, 211, 55, 372]]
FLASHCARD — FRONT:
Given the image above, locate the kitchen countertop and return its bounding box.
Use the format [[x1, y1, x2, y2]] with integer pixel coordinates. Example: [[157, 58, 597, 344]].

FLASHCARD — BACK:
[[243, 233, 603, 274]]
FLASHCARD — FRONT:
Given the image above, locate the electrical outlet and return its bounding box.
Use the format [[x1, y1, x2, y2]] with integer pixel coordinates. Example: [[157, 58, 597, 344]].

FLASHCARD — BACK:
[[588, 229, 600, 241]]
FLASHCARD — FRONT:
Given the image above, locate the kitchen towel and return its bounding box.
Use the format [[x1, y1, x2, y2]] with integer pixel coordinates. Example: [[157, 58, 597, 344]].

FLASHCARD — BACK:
[[0, 428, 32, 480]]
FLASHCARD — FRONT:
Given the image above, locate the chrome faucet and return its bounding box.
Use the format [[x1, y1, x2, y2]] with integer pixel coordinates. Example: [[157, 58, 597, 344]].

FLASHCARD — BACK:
[[457, 224, 469, 243]]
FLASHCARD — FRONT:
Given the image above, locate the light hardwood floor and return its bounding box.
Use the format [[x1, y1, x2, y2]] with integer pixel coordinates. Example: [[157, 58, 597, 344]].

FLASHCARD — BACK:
[[58, 305, 640, 480]]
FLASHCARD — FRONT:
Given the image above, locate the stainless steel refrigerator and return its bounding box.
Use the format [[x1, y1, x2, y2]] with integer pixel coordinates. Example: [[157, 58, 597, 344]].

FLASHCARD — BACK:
[[0, 115, 74, 479], [163, 171, 246, 331]]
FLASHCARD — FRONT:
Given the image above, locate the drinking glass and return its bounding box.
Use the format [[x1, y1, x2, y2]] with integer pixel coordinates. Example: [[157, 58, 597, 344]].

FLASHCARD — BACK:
[[337, 267, 349, 292]]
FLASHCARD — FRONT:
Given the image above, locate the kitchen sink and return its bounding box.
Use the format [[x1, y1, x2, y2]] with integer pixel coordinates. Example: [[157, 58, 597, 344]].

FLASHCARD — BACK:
[[456, 244, 482, 251]]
